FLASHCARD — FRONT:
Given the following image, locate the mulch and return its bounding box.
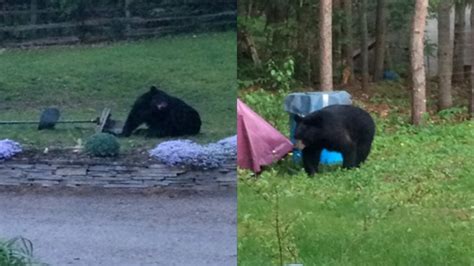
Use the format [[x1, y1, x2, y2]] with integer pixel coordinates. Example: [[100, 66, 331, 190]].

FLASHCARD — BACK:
[[8, 148, 156, 166]]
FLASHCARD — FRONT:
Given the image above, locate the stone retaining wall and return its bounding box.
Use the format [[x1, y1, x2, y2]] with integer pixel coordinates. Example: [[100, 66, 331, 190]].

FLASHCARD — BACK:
[[0, 160, 236, 190]]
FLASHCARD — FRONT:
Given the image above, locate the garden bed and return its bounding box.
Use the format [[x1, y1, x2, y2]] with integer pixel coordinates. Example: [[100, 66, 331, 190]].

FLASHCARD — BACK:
[[0, 149, 235, 190]]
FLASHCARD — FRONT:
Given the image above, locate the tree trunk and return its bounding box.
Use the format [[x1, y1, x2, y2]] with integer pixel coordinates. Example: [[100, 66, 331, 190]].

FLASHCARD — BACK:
[[470, 1, 474, 119], [410, 0, 428, 125], [359, 0, 369, 90], [265, 0, 289, 58], [239, 29, 261, 68], [295, 1, 311, 84], [319, 0, 333, 91], [374, 0, 386, 81], [342, 0, 353, 84], [333, 0, 342, 76], [247, 0, 253, 18], [385, 45, 393, 70], [238, 0, 247, 17], [453, 1, 466, 83], [438, 0, 454, 110]]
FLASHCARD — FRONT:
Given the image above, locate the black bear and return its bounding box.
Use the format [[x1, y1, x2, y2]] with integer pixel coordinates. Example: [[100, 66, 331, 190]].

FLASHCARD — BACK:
[[294, 104, 375, 176], [121, 86, 201, 138]]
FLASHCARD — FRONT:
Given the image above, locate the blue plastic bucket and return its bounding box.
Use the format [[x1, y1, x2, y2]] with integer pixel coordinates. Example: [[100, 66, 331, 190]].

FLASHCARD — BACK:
[[288, 114, 343, 165]]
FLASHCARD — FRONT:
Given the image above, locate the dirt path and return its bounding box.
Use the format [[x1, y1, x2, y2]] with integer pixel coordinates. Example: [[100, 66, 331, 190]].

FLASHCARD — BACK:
[[0, 188, 236, 266]]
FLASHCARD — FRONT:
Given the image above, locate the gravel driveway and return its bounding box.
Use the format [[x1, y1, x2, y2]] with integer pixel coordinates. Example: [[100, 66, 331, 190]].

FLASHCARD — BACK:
[[0, 187, 237, 266]]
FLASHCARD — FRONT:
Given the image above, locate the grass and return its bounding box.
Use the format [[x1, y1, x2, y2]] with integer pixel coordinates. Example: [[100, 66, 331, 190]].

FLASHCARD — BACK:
[[0, 237, 45, 266], [0, 31, 236, 151], [238, 84, 474, 265]]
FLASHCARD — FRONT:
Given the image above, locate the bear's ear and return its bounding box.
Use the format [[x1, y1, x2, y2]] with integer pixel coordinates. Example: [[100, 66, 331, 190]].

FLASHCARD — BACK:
[[150, 86, 158, 93], [294, 115, 304, 123], [305, 114, 324, 126]]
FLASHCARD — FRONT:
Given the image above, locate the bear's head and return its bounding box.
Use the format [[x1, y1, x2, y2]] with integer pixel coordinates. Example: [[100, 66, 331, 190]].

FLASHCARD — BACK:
[[294, 114, 324, 150], [149, 86, 170, 113]]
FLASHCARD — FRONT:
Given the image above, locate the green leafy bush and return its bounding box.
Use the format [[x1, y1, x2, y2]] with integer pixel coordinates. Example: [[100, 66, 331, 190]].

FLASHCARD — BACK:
[[240, 88, 289, 135], [84, 133, 120, 157], [437, 106, 466, 120], [266, 57, 295, 91]]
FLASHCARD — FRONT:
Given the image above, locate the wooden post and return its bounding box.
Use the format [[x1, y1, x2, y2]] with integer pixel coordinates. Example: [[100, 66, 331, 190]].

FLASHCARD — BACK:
[[124, 0, 132, 35], [0, 0, 6, 26], [30, 0, 38, 39], [30, 0, 37, 24]]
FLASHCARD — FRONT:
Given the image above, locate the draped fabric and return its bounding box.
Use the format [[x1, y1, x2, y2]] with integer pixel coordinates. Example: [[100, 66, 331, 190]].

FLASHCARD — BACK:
[[237, 99, 293, 173]]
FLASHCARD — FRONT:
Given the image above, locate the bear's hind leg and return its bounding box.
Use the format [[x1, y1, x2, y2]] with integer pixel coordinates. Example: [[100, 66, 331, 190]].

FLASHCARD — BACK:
[[342, 145, 358, 169], [170, 109, 201, 136], [355, 141, 372, 166]]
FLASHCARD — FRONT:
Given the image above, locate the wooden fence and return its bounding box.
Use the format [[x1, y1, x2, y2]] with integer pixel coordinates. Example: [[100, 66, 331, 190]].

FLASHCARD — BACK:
[[0, 0, 236, 47]]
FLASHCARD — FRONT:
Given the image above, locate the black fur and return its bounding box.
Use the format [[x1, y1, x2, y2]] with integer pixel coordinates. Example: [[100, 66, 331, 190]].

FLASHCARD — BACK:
[[121, 86, 201, 138], [294, 105, 375, 176]]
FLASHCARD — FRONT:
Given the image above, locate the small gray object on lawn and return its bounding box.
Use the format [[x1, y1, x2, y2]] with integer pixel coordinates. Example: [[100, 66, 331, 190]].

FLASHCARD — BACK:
[[38, 107, 60, 130], [0, 107, 115, 132]]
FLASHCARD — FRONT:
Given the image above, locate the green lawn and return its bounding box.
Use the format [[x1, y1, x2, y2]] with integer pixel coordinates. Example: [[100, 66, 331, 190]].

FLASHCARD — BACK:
[[0, 31, 236, 150], [238, 86, 474, 265]]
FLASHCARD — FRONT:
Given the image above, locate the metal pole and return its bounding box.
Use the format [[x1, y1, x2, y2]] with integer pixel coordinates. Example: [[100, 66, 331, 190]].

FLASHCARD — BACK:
[[0, 119, 96, 125]]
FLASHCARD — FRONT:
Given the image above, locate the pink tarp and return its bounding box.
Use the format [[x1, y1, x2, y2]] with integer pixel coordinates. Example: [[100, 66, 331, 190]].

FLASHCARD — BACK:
[[237, 99, 293, 173]]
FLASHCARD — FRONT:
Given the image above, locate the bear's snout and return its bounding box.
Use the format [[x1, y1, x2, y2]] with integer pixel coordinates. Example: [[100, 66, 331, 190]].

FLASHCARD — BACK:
[[294, 139, 306, 150]]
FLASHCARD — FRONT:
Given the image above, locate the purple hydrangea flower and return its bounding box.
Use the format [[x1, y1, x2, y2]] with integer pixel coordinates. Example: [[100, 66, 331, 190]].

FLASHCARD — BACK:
[[0, 139, 22, 160], [149, 135, 237, 169], [216, 135, 237, 156]]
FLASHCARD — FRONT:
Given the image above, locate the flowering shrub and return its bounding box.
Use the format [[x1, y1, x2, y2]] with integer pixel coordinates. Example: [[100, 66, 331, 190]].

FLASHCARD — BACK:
[[0, 139, 22, 160], [216, 135, 237, 156], [149, 135, 237, 169]]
